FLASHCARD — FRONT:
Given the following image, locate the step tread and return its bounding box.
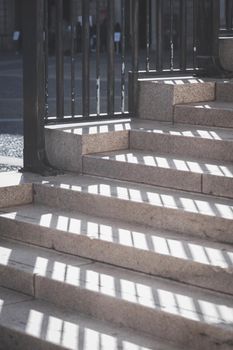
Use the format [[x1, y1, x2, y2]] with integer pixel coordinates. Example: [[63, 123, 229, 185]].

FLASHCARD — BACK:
[[46, 118, 233, 142], [84, 150, 233, 178], [35, 174, 233, 220], [175, 101, 233, 111], [1, 204, 233, 270], [130, 120, 233, 142], [0, 286, 169, 350], [1, 238, 233, 330]]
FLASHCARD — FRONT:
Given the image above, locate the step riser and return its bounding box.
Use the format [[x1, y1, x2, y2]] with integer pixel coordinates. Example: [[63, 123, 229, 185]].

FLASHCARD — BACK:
[[1, 217, 233, 296], [0, 264, 231, 350], [34, 185, 233, 245], [45, 128, 129, 173], [83, 157, 233, 199], [0, 264, 34, 296], [138, 80, 215, 122], [130, 131, 233, 162], [0, 184, 32, 209], [216, 82, 233, 102], [0, 327, 59, 350], [83, 157, 202, 193], [174, 105, 233, 128], [36, 277, 232, 350]]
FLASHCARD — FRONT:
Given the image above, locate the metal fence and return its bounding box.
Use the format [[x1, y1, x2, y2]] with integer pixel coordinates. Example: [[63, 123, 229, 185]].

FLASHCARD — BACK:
[[220, 0, 233, 35], [22, 0, 225, 172], [31, 0, 212, 124], [22, 0, 225, 125]]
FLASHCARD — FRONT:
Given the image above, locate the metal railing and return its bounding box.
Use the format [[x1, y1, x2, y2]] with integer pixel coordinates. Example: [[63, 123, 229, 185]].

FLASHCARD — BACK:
[[22, 0, 224, 173], [220, 0, 233, 35], [43, 0, 200, 123]]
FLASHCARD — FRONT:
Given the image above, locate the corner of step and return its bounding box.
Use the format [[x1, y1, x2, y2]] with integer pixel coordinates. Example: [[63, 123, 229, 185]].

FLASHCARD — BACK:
[[138, 78, 215, 122]]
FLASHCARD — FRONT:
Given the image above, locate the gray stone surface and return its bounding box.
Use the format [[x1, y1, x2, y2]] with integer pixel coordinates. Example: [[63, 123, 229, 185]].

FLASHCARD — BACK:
[[0, 204, 233, 295], [0, 184, 32, 209], [219, 37, 233, 72], [203, 174, 233, 199], [44, 118, 233, 174], [174, 101, 233, 128], [45, 121, 129, 173], [216, 80, 233, 102], [83, 153, 201, 192], [0, 238, 233, 350], [138, 78, 215, 122], [83, 150, 233, 198], [130, 126, 233, 162], [0, 238, 91, 297], [32, 174, 233, 244], [45, 128, 83, 173], [0, 286, 164, 350]]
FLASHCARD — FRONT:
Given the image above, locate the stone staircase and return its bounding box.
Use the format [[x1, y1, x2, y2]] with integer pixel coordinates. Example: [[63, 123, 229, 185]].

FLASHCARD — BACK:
[[0, 78, 233, 350]]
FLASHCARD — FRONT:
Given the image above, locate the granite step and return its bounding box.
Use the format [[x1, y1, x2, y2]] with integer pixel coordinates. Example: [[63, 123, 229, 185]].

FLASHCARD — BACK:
[[0, 204, 233, 295], [130, 121, 233, 162], [174, 101, 233, 128], [45, 118, 233, 172], [0, 286, 168, 350], [32, 174, 233, 244], [216, 80, 233, 102], [138, 78, 215, 122], [0, 238, 233, 350], [83, 150, 233, 198]]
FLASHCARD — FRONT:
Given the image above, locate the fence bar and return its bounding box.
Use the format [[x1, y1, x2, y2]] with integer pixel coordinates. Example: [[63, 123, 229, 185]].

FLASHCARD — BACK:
[[169, 0, 174, 71], [212, 0, 220, 58], [55, 0, 64, 119], [180, 0, 187, 71], [131, 0, 139, 116], [82, 0, 90, 117], [226, 0, 233, 30], [146, 0, 150, 72], [193, 0, 198, 70], [107, 0, 115, 117], [44, 0, 49, 119], [70, 0, 76, 117], [22, 0, 47, 172], [121, 0, 126, 113], [96, 0, 101, 116], [156, 0, 163, 71]]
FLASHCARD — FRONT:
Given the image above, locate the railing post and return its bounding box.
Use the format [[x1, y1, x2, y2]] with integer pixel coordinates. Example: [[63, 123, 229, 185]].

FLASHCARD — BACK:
[[196, 0, 231, 77], [22, 0, 56, 175], [82, 0, 90, 118], [129, 0, 139, 117], [55, 0, 64, 120], [107, 0, 115, 117]]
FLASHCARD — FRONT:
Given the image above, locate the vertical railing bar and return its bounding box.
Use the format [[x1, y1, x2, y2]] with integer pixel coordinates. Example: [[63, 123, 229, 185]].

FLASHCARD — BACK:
[[55, 0, 64, 120], [70, 0, 76, 118], [44, 0, 49, 119], [170, 0, 174, 71], [156, 0, 163, 72], [193, 0, 198, 70], [131, 0, 139, 116], [212, 0, 221, 59], [146, 0, 150, 72], [107, 0, 115, 117], [22, 0, 47, 172], [180, 0, 187, 72], [96, 0, 101, 116], [82, 0, 90, 118], [121, 0, 126, 113]]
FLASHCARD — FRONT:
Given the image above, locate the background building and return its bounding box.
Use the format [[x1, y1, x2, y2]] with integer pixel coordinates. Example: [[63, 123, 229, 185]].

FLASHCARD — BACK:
[[0, 0, 148, 52]]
